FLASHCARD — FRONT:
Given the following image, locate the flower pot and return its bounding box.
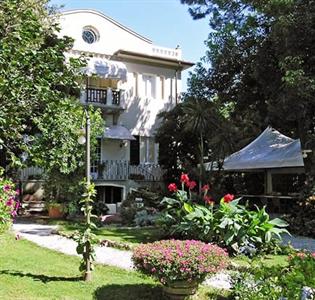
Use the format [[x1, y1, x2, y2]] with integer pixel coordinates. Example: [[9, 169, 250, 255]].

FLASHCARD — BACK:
[[48, 205, 64, 218], [163, 281, 199, 300]]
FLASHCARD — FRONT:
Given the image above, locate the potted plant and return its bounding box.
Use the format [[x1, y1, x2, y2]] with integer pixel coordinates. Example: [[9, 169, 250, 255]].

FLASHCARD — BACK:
[[132, 239, 229, 299], [46, 201, 65, 218]]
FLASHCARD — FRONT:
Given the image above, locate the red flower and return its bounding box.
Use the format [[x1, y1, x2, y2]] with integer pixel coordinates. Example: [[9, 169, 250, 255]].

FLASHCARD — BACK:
[[223, 194, 234, 203], [201, 184, 210, 192], [187, 181, 197, 190], [204, 195, 214, 205], [180, 173, 190, 184], [168, 183, 178, 193]]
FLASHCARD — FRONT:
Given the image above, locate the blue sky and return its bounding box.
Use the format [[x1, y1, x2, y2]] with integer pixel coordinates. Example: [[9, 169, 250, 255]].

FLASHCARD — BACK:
[[49, 0, 210, 91]]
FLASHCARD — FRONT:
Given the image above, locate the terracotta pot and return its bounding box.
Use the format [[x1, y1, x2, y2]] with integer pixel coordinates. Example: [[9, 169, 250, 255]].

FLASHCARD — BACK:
[[48, 205, 64, 218], [163, 281, 199, 300]]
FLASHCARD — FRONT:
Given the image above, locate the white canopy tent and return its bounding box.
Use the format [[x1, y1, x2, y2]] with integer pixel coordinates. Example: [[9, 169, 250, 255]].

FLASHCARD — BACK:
[[213, 127, 304, 171], [204, 127, 305, 195]]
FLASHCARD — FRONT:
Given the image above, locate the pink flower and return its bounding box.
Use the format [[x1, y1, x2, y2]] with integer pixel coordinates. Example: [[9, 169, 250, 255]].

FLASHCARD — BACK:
[[5, 199, 13, 207], [201, 184, 210, 192], [204, 195, 214, 205], [168, 183, 178, 193], [3, 184, 11, 192], [180, 173, 190, 184], [296, 252, 306, 259], [15, 189, 20, 195], [187, 180, 197, 190], [223, 194, 234, 203]]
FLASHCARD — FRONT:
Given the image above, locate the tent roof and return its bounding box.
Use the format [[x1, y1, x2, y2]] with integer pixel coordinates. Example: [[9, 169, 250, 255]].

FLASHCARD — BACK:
[[206, 127, 304, 171]]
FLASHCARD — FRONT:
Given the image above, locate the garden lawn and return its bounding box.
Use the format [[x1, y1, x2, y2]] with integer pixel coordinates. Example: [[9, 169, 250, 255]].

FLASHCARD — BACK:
[[0, 233, 227, 300], [49, 219, 163, 246], [53, 220, 290, 268]]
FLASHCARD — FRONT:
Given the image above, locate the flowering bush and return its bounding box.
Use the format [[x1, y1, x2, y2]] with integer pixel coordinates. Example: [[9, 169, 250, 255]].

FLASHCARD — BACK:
[[160, 173, 289, 255], [232, 251, 315, 299], [0, 168, 19, 233], [132, 239, 229, 284]]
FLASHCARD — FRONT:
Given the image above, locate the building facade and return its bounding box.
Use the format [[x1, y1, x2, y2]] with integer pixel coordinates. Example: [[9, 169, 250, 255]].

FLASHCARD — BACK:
[[22, 9, 193, 213]]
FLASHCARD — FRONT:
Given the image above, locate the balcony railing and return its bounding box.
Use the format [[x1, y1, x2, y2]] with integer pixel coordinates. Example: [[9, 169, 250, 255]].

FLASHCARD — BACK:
[[87, 87, 107, 104], [20, 161, 163, 182], [85, 88, 121, 106], [92, 160, 163, 181]]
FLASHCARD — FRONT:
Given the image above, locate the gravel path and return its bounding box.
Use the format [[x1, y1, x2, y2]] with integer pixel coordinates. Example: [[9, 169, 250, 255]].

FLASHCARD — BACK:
[[12, 222, 133, 270], [282, 233, 315, 252]]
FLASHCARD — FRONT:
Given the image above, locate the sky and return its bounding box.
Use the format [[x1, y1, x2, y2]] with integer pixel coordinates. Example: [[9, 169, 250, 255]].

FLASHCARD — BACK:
[[49, 0, 210, 91]]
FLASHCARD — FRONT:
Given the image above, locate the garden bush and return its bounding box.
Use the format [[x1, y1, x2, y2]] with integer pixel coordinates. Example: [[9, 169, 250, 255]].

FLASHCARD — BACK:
[[0, 168, 20, 233], [158, 173, 289, 255], [284, 194, 315, 238], [132, 239, 229, 285], [120, 187, 162, 226], [232, 251, 315, 299]]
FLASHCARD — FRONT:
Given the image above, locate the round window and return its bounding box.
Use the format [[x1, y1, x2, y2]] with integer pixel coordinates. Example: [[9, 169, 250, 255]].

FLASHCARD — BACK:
[[82, 28, 98, 44]]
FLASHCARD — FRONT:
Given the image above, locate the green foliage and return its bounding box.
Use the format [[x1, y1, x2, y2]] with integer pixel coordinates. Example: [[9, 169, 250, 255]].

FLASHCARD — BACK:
[[159, 181, 289, 255], [284, 193, 315, 238], [120, 188, 162, 226], [73, 182, 99, 276], [232, 251, 315, 299], [0, 168, 19, 233], [0, 0, 103, 175], [156, 97, 232, 184], [181, 0, 315, 191]]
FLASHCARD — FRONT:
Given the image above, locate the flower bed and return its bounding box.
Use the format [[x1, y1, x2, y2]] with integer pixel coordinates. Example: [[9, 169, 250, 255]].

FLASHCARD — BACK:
[[0, 168, 19, 233], [159, 173, 289, 255], [232, 251, 315, 299], [132, 239, 229, 285]]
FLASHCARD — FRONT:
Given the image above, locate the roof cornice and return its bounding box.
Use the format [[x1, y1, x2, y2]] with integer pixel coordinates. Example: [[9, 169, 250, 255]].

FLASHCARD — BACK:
[[113, 49, 194, 71], [60, 9, 152, 44]]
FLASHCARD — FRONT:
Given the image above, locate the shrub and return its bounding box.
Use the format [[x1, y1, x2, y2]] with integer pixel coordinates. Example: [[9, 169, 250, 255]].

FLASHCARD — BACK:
[[158, 173, 289, 255], [284, 194, 315, 238], [120, 188, 162, 225], [0, 168, 20, 233], [132, 239, 229, 285], [232, 251, 315, 299]]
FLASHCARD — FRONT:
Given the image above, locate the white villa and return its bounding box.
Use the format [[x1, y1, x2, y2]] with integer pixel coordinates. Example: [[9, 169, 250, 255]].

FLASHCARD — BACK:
[[22, 9, 193, 213]]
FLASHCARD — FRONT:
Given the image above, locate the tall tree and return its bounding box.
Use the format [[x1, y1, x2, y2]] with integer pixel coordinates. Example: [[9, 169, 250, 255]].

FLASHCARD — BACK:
[[181, 0, 315, 190], [0, 0, 103, 175], [156, 97, 233, 186]]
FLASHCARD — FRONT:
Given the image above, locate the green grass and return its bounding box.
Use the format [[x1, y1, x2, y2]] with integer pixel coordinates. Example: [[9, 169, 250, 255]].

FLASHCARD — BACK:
[[0, 233, 228, 300], [47, 219, 163, 246], [53, 220, 290, 268], [232, 254, 289, 269]]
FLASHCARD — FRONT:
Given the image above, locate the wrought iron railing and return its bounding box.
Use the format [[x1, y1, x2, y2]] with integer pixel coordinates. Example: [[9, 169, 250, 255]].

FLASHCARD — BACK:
[[95, 160, 163, 181], [20, 161, 163, 182], [86, 87, 107, 104], [86, 88, 121, 106], [112, 90, 120, 105]]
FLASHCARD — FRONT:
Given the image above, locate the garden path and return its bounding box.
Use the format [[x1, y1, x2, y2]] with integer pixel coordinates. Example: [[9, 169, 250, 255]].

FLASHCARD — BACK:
[[12, 222, 134, 270]]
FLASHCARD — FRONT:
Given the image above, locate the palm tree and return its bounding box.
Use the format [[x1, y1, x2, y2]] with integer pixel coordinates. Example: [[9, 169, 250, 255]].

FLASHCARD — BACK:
[[181, 97, 219, 192]]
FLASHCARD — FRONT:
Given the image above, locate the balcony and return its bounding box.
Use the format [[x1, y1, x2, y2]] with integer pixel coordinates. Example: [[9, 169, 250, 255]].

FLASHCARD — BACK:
[[92, 160, 163, 182], [83, 88, 124, 110]]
